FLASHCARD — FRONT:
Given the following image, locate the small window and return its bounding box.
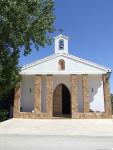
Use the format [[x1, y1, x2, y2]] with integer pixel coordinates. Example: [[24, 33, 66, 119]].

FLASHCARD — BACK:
[[59, 40, 64, 50], [58, 59, 65, 70]]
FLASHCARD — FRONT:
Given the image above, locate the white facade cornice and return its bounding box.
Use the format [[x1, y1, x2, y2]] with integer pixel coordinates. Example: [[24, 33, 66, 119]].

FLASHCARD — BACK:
[[21, 53, 111, 75]]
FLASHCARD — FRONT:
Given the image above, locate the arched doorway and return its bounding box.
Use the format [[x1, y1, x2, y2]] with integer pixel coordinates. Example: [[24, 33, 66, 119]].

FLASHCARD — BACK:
[[53, 84, 71, 117]]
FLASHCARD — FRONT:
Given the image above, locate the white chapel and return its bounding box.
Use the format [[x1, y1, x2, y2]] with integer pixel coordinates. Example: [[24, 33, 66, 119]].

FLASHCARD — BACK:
[[13, 34, 112, 119]]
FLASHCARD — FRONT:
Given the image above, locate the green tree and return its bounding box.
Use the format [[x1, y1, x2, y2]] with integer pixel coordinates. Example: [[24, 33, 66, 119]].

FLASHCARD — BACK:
[[0, 0, 55, 96]]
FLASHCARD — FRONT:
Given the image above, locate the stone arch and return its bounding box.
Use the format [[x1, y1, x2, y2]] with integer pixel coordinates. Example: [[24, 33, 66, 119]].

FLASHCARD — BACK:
[[53, 83, 71, 117]]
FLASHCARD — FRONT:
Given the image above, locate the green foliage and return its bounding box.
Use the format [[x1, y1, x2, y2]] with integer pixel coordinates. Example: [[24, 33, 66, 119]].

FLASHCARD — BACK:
[[0, 0, 55, 54], [0, 0, 55, 96], [0, 109, 8, 122], [0, 49, 21, 96], [111, 94, 113, 114]]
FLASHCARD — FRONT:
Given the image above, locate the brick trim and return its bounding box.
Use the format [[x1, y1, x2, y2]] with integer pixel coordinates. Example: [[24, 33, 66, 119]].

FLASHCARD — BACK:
[[71, 75, 78, 118], [34, 75, 41, 114], [13, 83, 21, 117], [102, 74, 112, 115], [46, 75, 53, 118], [82, 74, 89, 113]]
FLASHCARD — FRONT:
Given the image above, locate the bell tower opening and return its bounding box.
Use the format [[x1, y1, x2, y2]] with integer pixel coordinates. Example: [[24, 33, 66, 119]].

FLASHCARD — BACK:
[[59, 40, 64, 50], [54, 34, 69, 54]]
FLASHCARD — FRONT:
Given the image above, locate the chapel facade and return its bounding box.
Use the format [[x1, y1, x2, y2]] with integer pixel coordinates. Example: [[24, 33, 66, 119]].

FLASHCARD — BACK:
[[13, 34, 112, 119]]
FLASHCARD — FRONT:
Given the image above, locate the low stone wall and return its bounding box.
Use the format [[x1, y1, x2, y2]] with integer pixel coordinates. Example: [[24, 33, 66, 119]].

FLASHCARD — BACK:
[[14, 112, 50, 119], [72, 112, 112, 119], [14, 112, 112, 119]]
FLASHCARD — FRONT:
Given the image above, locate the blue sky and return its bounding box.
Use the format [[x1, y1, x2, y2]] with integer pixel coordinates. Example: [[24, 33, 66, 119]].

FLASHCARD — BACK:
[[19, 0, 113, 93]]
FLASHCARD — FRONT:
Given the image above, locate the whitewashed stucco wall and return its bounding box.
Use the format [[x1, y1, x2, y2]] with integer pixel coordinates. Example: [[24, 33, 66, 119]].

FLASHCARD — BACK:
[[21, 55, 107, 75], [89, 75, 105, 112], [20, 75, 35, 112]]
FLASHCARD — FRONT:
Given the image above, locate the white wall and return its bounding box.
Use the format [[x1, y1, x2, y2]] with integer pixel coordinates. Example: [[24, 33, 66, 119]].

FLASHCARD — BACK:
[[89, 75, 105, 112], [20, 75, 35, 112], [21, 55, 106, 75]]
